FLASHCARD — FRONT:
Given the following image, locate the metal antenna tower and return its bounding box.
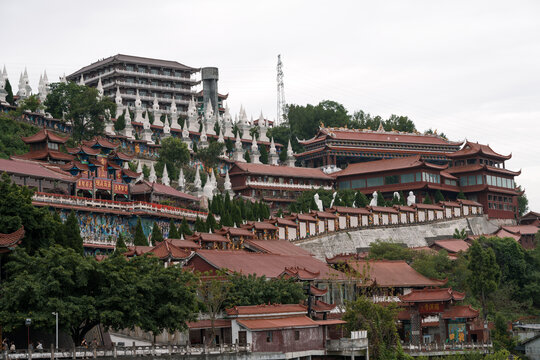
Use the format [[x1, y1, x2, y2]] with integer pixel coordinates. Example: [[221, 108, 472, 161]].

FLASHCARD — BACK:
[[276, 54, 287, 124]]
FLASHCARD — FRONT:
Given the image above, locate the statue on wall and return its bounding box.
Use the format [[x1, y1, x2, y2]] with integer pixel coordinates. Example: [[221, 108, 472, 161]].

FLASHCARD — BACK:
[[407, 191, 416, 206], [369, 191, 378, 207], [314, 193, 324, 212], [329, 192, 338, 208]]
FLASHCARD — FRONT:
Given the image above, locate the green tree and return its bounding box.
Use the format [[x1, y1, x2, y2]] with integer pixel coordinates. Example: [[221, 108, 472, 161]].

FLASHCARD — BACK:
[[44, 82, 116, 142], [0, 113, 38, 159], [368, 241, 415, 262], [194, 216, 207, 232], [142, 164, 150, 179], [156, 137, 190, 181], [133, 217, 148, 246], [0, 172, 59, 253], [16, 94, 43, 113], [244, 150, 251, 163], [457, 191, 466, 200], [453, 228, 467, 239], [168, 221, 179, 239], [206, 212, 218, 231], [4, 79, 14, 105], [354, 191, 369, 207], [115, 233, 128, 253], [376, 191, 386, 206], [196, 142, 225, 170], [114, 112, 126, 132], [150, 222, 164, 245], [516, 185, 528, 217], [423, 194, 433, 204], [259, 145, 269, 164], [467, 241, 501, 319], [63, 210, 84, 255], [434, 190, 445, 203], [197, 272, 231, 345], [343, 296, 405, 360], [178, 217, 193, 236]]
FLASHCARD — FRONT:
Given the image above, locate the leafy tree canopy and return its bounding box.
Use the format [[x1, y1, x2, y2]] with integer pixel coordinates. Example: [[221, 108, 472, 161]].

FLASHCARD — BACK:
[[155, 137, 190, 181], [0, 113, 38, 159]]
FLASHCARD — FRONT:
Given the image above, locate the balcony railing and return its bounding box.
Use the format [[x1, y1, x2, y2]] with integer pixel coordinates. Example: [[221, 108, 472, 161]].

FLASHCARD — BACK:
[[121, 93, 189, 105], [32, 192, 207, 220], [117, 69, 199, 83], [402, 342, 493, 355], [83, 70, 116, 84], [245, 180, 333, 191], [108, 81, 194, 95]]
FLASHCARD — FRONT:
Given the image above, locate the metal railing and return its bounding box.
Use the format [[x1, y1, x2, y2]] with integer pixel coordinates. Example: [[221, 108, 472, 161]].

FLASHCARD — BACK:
[[113, 81, 193, 95], [2, 343, 252, 359], [116, 69, 198, 83], [402, 341, 493, 354], [246, 180, 333, 191]]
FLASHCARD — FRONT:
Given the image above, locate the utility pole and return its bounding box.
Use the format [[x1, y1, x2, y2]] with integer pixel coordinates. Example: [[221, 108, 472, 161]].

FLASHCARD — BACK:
[[52, 312, 58, 349], [276, 55, 287, 125]]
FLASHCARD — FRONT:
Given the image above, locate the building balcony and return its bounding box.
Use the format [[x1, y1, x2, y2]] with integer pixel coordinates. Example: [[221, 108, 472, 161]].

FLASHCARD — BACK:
[[372, 295, 401, 303], [121, 93, 189, 106], [116, 69, 199, 84], [83, 70, 116, 84], [106, 81, 195, 95], [245, 180, 333, 191], [326, 333, 369, 356]]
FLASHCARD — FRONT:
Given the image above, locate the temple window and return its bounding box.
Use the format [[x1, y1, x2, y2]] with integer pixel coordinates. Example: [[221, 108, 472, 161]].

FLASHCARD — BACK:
[[468, 175, 477, 186], [47, 142, 59, 150], [367, 177, 383, 187], [467, 158, 477, 165], [384, 175, 399, 185], [401, 173, 415, 183]]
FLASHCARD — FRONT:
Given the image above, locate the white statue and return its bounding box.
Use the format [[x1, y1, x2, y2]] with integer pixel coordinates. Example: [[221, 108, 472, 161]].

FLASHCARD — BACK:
[[393, 191, 400, 201], [369, 191, 378, 207], [407, 191, 416, 206], [314, 193, 324, 212], [329, 192, 338, 208]]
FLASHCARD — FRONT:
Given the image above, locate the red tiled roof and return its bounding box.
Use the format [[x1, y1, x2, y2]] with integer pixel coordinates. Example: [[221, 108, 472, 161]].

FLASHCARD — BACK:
[[326, 253, 368, 264], [168, 239, 201, 249], [192, 250, 344, 280], [237, 316, 318, 331], [66, 145, 101, 156], [21, 129, 69, 144], [348, 260, 447, 287], [500, 225, 539, 235], [61, 161, 89, 172], [109, 151, 133, 161], [0, 226, 25, 248], [457, 199, 482, 206], [122, 168, 140, 178], [230, 162, 333, 180], [124, 245, 154, 256], [413, 203, 443, 210], [300, 128, 461, 146], [441, 305, 479, 319], [310, 285, 328, 297], [310, 299, 336, 312], [273, 217, 298, 227], [242, 221, 278, 231], [311, 211, 338, 219], [226, 304, 307, 316], [314, 319, 347, 326], [329, 206, 371, 215], [292, 213, 318, 222], [131, 181, 198, 202], [280, 266, 322, 280], [189, 232, 229, 243], [12, 148, 75, 162], [82, 137, 119, 149], [187, 319, 231, 329], [149, 239, 191, 260], [369, 206, 399, 214], [400, 288, 465, 303], [334, 155, 446, 178], [217, 226, 256, 238], [393, 205, 416, 212], [446, 164, 520, 176], [244, 240, 313, 257], [439, 201, 460, 207], [432, 239, 470, 253], [440, 171, 458, 180], [0, 158, 77, 182], [447, 141, 511, 160]]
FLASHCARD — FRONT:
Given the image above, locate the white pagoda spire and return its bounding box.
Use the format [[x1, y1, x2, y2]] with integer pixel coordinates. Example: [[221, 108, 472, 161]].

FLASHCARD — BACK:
[[60, 73, 67, 84], [223, 104, 234, 138], [134, 90, 144, 122], [149, 163, 157, 183], [233, 132, 245, 162], [251, 135, 261, 164], [224, 170, 234, 196], [177, 168, 185, 191], [258, 111, 269, 142], [161, 165, 170, 186], [96, 77, 104, 99], [203, 171, 215, 199], [162, 115, 171, 138], [194, 167, 202, 192], [78, 74, 85, 86], [170, 97, 181, 130], [136, 161, 143, 182], [269, 137, 279, 165], [217, 127, 225, 144], [286, 139, 296, 167], [17, 72, 27, 98], [199, 123, 208, 148]]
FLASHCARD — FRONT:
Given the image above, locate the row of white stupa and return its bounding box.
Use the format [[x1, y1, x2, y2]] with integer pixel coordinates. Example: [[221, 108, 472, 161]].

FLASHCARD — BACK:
[[0, 66, 51, 105], [134, 159, 234, 200]]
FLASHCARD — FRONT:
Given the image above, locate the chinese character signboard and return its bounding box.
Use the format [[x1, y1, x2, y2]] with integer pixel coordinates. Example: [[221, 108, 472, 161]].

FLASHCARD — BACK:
[[95, 179, 112, 190], [113, 183, 129, 195], [418, 303, 444, 314], [77, 179, 93, 190]]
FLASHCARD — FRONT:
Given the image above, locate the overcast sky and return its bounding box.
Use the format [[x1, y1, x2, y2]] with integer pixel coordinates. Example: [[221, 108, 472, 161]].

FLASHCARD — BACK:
[[2, 0, 539, 210]]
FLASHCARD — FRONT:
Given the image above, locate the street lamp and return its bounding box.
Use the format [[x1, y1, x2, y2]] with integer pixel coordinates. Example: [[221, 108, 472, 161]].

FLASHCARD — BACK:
[[51, 312, 58, 350]]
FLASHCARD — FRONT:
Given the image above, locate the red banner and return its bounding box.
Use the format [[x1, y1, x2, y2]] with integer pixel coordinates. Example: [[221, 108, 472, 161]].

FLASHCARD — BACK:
[[113, 183, 129, 195], [77, 179, 93, 190], [94, 178, 112, 190], [419, 303, 444, 314]]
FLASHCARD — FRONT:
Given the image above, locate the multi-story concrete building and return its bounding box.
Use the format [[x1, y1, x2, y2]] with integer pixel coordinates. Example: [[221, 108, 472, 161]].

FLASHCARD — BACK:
[[66, 54, 200, 115]]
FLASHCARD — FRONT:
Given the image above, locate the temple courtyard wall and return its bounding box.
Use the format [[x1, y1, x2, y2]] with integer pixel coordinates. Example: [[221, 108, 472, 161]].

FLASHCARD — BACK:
[[294, 215, 514, 260]]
